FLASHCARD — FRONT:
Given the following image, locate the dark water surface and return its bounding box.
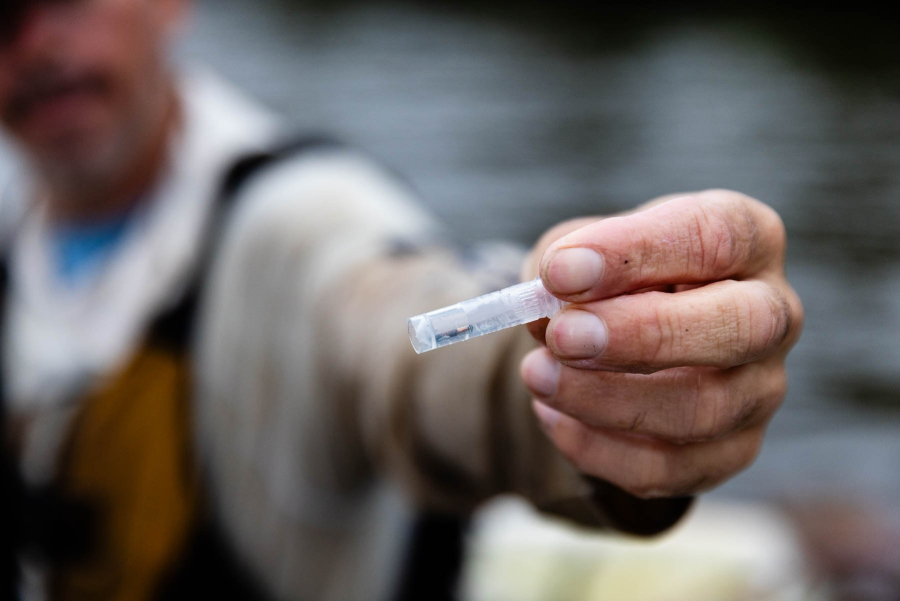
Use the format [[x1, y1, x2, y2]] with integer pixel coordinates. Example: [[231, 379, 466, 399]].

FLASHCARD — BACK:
[[5, 1, 900, 503], [187, 1, 900, 502]]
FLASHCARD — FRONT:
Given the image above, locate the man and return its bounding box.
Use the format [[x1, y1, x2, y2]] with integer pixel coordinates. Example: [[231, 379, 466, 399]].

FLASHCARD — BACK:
[[0, 1, 803, 600]]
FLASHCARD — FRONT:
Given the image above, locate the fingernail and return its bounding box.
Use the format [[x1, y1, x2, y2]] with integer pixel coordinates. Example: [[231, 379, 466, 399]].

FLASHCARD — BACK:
[[533, 400, 561, 430], [550, 310, 608, 359], [520, 349, 561, 398], [543, 248, 605, 295]]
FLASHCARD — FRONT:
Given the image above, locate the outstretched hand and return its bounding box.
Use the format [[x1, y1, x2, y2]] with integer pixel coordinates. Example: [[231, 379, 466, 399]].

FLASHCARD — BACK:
[[520, 190, 803, 499]]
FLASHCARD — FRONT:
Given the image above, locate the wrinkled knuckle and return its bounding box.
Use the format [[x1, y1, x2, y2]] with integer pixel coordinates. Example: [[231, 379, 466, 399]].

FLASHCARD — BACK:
[[729, 194, 787, 255], [702, 190, 759, 270], [632, 230, 659, 281], [719, 190, 786, 265], [709, 291, 751, 366], [638, 302, 680, 370], [758, 284, 794, 353], [727, 396, 764, 438], [684, 372, 733, 443], [695, 203, 739, 276], [724, 284, 786, 365]]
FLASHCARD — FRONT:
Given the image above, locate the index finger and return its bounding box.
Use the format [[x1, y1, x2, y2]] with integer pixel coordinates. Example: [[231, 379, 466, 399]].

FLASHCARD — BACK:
[[539, 190, 786, 303]]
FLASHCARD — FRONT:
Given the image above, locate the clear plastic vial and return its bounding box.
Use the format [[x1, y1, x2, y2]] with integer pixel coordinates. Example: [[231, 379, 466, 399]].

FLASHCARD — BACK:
[[407, 278, 566, 354]]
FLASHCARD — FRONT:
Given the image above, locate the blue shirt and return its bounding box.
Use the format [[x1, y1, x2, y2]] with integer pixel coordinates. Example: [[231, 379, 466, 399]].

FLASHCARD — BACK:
[[51, 213, 135, 284]]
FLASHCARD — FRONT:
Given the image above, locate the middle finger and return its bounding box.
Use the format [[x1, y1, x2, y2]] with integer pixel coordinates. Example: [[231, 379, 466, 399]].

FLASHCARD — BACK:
[[521, 348, 786, 444]]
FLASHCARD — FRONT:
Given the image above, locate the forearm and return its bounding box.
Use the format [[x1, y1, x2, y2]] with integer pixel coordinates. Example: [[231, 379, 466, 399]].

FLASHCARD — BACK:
[[319, 248, 692, 533], [196, 149, 696, 545]]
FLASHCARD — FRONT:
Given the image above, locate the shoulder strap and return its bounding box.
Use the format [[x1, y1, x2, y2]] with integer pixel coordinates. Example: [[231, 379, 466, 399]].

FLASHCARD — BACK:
[[147, 135, 343, 352]]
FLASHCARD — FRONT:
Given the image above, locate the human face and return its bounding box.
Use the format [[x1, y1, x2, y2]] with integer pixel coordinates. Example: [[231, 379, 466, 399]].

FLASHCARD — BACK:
[[0, 0, 185, 185]]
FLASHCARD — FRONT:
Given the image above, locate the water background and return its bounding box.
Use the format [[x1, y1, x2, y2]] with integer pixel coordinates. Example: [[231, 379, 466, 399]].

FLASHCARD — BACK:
[[5, 1, 900, 503]]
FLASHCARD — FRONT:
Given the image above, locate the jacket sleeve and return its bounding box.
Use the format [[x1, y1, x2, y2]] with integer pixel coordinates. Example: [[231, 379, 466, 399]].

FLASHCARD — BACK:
[[195, 150, 692, 549]]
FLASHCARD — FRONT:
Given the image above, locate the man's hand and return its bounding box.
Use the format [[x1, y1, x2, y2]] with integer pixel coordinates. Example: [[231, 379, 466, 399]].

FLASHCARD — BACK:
[[520, 190, 803, 499]]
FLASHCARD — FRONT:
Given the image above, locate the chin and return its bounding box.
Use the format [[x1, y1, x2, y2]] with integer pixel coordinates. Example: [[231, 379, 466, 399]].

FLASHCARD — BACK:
[[33, 129, 134, 190]]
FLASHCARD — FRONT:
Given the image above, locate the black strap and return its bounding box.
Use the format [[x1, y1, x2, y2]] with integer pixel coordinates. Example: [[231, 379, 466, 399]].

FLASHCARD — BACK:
[[148, 135, 343, 352], [145, 136, 346, 601]]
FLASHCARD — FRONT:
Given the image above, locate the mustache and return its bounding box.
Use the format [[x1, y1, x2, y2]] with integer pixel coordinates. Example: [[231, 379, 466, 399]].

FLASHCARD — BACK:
[[3, 63, 108, 123]]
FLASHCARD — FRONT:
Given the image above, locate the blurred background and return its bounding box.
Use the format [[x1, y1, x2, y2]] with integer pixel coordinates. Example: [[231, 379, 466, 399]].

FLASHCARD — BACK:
[[4, 1, 900, 599]]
